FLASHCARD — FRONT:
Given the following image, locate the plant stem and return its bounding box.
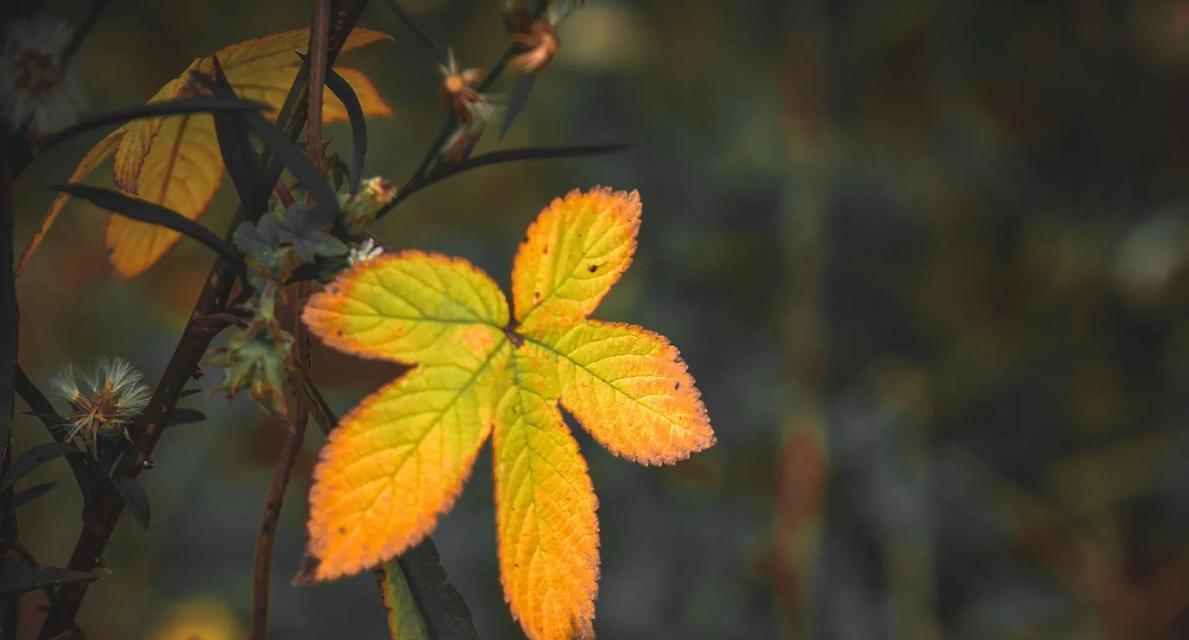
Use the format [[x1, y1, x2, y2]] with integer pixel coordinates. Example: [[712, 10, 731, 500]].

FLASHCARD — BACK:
[[249, 2, 328, 635], [36, 2, 369, 636], [376, 0, 548, 222]]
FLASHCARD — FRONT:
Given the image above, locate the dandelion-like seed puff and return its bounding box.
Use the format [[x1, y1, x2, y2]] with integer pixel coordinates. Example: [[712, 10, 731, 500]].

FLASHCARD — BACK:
[[51, 357, 150, 454], [0, 15, 87, 136]]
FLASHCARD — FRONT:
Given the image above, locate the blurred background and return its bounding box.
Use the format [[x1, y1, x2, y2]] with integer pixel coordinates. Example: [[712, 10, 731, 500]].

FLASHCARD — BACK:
[[10, 0, 1189, 638]]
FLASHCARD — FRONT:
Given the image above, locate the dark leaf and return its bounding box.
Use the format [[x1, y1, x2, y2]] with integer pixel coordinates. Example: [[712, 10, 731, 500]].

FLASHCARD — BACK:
[[112, 475, 150, 531], [40, 96, 268, 155], [209, 57, 269, 215], [391, 143, 629, 212], [397, 538, 479, 640], [13, 366, 105, 495], [0, 442, 84, 492], [325, 67, 368, 194], [499, 73, 536, 140], [0, 563, 96, 595], [55, 184, 246, 273], [242, 112, 341, 218], [12, 482, 56, 508], [164, 407, 206, 428], [97, 437, 131, 477], [278, 203, 348, 262]]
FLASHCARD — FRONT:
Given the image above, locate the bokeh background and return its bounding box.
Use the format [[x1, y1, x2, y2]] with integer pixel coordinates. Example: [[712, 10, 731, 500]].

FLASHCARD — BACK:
[[10, 0, 1189, 638]]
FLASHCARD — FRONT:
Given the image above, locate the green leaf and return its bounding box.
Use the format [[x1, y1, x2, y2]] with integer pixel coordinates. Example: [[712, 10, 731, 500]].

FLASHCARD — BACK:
[[0, 442, 84, 492], [379, 561, 430, 640], [0, 563, 96, 595], [12, 481, 56, 508], [397, 539, 479, 640], [112, 475, 151, 531]]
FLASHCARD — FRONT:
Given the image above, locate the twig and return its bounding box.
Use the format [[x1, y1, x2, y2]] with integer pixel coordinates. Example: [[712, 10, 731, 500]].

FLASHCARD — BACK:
[[36, 2, 371, 636], [250, 2, 328, 635], [249, 292, 310, 638], [382, 0, 448, 64], [387, 143, 628, 210], [386, 0, 550, 211]]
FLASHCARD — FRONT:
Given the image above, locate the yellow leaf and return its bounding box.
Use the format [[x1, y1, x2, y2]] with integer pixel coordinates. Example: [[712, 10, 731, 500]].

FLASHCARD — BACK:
[[196, 29, 395, 122], [106, 113, 223, 279], [304, 351, 510, 582], [530, 320, 715, 464], [493, 351, 598, 640], [25, 28, 393, 279], [302, 251, 510, 366], [15, 127, 123, 274], [511, 187, 641, 332], [302, 187, 713, 640]]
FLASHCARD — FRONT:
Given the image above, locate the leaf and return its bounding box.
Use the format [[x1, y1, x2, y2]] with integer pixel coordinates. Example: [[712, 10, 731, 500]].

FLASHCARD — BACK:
[[12, 481, 56, 508], [163, 407, 207, 428], [302, 251, 510, 366], [397, 539, 480, 640], [325, 67, 368, 195], [492, 353, 598, 640], [37, 28, 393, 280], [241, 111, 341, 216], [57, 184, 245, 272], [301, 188, 714, 640], [16, 127, 123, 275], [209, 56, 270, 215], [300, 345, 511, 582], [511, 187, 641, 331], [37, 96, 267, 156], [0, 564, 96, 595], [0, 442, 84, 492], [275, 203, 349, 263], [530, 320, 714, 464], [112, 475, 151, 531], [379, 561, 430, 640]]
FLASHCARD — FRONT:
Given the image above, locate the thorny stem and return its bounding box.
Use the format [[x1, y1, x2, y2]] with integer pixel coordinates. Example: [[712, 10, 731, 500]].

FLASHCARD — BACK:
[[249, 283, 311, 639], [249, 2, 327, 637], [36, 2, 370, 636]]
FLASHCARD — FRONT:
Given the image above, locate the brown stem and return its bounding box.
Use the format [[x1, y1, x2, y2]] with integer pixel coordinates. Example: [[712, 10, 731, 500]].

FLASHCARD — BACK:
[[248, 300, 309, 639], [36, 2, 369, 636], [249, 2, 328, 635]]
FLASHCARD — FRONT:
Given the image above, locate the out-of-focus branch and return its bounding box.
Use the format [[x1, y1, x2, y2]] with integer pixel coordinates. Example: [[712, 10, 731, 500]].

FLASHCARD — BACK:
[[36, 2, 370, 636]]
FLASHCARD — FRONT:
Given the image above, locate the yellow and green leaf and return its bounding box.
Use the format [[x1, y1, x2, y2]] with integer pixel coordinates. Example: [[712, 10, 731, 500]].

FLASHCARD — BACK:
[[511, 187, 641, 332], [493, 351, 598, 640], [301, 187, 713, 640], [530, 320, 715, 465]]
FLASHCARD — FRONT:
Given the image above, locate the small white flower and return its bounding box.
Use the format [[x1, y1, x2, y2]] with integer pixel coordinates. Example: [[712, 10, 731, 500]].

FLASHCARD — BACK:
[[51, 357, 150, 453], [348, 237, 384, 266], [0, 15, 87, 135]]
